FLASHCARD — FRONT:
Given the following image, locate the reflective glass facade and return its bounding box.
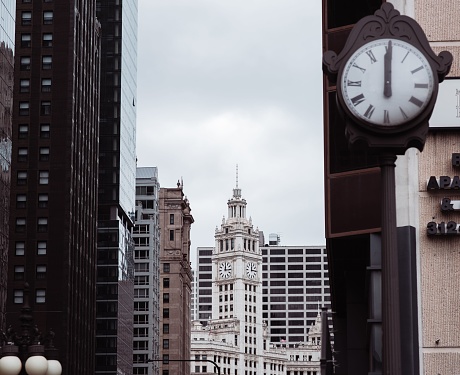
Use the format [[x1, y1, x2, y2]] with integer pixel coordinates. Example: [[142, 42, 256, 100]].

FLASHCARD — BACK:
[[0, 0, 14, 331], [96, 1, 137, 374]]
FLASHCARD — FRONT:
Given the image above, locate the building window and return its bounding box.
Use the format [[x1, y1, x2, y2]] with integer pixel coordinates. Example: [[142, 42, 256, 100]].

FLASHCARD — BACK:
[[14, 290, 24, 304], [15, 242, 25, 256], [38, 194, 48, 208], [42, 55, 52, 69], [39, 171, 49, 184], [163, 278, 169, 288], [36, 265, 46, 280], [16, 194, 27, 209], [163, 339, 169, 349], [18, 148, 28, 162], [19, 102, 29, 116], [22, 11, 32, 25], [41, 78, 51, 92], [14, 266, 25, 280], [16, 218, 26, 232], [169, 230, 174, 241], [20, 79, 30, 93], [21, 34, 31, 47], [169, 214, 174, 224], [163, 263, 170, 273], [19, 125, 29, 138], [37, 241, 47, 255], [37, 218, 48, 232], [163, 309, 169, 319], [163, 324, 169, 334], [20, 56, 31, 70], [41, 101, 51, 115], [40, 124, 50, 138], [39, 147, 50, 161], [42, 33, 53, 47], [163, 293, 169, 303], [17, 171, 27, 185], [36, 289, 46, 303], [43, 11, 53, 25]]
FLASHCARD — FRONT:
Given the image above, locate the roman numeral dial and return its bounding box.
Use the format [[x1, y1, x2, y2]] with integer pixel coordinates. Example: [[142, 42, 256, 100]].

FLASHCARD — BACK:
[[340, 38, 434, 127]]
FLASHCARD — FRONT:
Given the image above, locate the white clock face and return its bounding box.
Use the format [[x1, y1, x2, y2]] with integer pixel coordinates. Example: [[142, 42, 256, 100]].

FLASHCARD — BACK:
[[341, 38, 434, 127], [219, 262, 232, 279], [246, 262, 257, 279]]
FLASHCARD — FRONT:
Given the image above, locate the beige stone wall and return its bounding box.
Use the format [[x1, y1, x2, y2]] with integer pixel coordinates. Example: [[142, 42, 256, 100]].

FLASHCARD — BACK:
[[418, 115, 460, 372], [414, 0, 460, 372]]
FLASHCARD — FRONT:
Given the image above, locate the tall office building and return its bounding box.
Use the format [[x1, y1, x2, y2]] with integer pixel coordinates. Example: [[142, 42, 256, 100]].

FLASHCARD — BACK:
[[195, 246, 213, 324], [159, 184, 194, 375], [0, 0, 15, 332], [323, 0, 460, 374], [261, 245, 330, 344], [132, 167, 160, 375], [7, 1, 100, 374], [95, 1, 138, 374]]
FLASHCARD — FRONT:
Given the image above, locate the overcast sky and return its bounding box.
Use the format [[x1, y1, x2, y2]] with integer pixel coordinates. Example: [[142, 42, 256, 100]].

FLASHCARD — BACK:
[[136, 0, 325, 253]]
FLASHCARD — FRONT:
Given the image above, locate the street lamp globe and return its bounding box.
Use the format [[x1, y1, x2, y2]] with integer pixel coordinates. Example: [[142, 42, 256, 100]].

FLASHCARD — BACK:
[[0, 355, 22, 375], [45, 360, 62, 375], [24, 355, 48, 375]]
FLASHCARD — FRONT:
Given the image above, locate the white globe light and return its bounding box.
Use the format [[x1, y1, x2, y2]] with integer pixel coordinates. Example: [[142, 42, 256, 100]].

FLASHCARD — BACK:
[[0, 356, 22, 375], [45, 360, 62, 375], [25, 355, 48, 375]]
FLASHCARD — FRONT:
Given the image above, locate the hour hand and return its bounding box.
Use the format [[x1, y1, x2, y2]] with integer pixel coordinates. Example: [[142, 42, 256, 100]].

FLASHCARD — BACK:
[[384, 40, 392, 98]]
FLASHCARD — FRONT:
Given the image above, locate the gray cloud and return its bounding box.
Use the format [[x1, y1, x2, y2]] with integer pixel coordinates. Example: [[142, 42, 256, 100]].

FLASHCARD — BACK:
[[137, 0, 325, 251]]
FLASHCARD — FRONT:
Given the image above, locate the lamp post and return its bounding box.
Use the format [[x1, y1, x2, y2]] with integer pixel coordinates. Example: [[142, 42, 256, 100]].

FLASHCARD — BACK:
[[145, 358, 221, 375], [0, 284, 62, 375]]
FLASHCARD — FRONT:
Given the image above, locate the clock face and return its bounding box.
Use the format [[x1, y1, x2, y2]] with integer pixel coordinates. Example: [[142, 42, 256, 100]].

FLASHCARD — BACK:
[[219, 262, 232, 279], [340, 38, 434, 127], [246, 262, 257, 279]]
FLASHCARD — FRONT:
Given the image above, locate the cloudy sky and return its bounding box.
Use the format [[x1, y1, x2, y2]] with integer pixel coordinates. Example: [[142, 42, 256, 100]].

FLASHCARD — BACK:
[[136, 0, 325, 252]]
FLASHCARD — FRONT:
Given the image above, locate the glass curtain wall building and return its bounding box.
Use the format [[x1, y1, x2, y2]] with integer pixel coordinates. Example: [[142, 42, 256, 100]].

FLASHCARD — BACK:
[[0, 0, 14, 332], [95, 1, 138, 374]]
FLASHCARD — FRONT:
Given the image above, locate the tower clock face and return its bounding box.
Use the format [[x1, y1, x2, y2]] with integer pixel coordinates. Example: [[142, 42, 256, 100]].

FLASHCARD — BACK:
[[340, 38, 434, 127], [246, 262, 257, 279], [219, 262, 232, 279]]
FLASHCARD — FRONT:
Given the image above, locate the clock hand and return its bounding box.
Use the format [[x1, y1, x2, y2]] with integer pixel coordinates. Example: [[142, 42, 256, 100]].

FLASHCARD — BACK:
[[384, 40, 392, 98]]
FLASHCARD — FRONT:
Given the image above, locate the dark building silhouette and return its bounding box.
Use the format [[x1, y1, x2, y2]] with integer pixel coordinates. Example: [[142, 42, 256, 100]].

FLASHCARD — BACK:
[[0, 0, 15, 332], [7, 1, 101, 374], [95, 1, 138, 374]]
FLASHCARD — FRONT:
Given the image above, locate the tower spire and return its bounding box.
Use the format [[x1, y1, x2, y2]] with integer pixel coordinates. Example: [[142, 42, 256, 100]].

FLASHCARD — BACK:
[[233, 164, 241, 198]]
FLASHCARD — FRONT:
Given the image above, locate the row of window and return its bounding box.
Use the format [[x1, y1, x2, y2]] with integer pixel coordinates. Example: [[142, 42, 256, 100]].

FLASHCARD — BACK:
[[16, 193, 48, 208], [15, 241, 47, 256], [20, 55, 52, 70], [14, 265, 46, 280], [17, 170, 49, 185], [14, 289, 46, 304], [19, 101, 51, 116], [20, 78, 52, 92], [17, 147, 50, 162], [21, 33, 53, 48], [18, 123, 50, 139], [15, 217, 48, 232], [21, 10, 53, 25]]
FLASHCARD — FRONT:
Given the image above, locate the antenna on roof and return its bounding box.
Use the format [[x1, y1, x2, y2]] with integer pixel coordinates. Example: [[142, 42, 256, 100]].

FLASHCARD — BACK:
[[236, 164, 239, 189]]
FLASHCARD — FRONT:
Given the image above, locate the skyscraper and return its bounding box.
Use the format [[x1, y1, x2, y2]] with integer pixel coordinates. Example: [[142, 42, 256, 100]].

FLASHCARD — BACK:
[[7, 1, 101, 374], [95, 1, 138, 374], [133, 167, 160, 375], [159, 183, 194, 375], [0, 0, 15, 332]]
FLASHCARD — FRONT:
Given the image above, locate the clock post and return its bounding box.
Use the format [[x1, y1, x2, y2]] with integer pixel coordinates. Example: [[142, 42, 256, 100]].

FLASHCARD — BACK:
[[323, 3, 452, 374]]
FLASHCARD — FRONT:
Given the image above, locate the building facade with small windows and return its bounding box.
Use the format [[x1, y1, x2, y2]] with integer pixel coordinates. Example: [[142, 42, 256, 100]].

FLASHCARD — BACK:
[[159, 183, 194, 375], [132, 167, 161, 375], [7, 1, 100, 374], [191, 183, 321, 375]]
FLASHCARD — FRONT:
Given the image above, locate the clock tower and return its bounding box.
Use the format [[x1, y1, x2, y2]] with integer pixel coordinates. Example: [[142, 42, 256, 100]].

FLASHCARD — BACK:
[[212, 169, 263, 372]]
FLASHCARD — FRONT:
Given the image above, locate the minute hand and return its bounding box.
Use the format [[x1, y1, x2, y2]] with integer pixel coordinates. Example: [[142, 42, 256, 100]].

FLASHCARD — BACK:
[[384, 40, 392, 98]]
